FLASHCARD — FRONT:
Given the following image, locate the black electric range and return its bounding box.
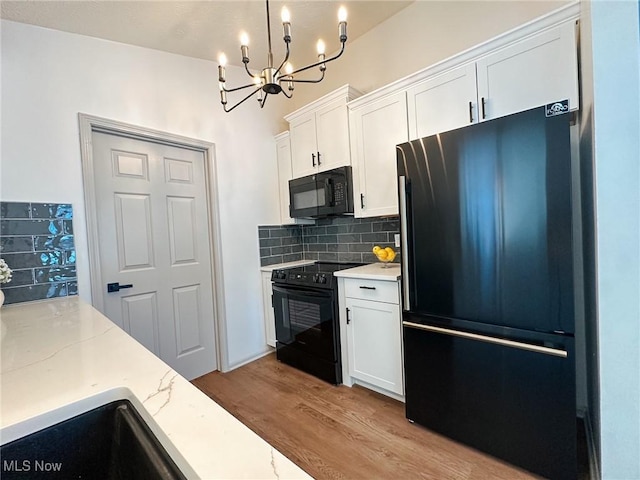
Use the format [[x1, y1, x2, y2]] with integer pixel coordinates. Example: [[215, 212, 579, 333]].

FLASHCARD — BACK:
[[271, 261, 363, 290], [270, 261, 363, 384]]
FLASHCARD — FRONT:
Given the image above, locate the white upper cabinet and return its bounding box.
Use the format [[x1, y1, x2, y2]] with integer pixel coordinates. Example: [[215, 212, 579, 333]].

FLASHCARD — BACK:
[[274, 131, 313, 225], [346, 14, 578, 218], [405, 20, 578, 140], [289, 114, 319, 178], [476, 21, 579, 120], [349, 91, 409, 218], [275, 132, 295, 224], [407, 62, 478, 140], [286, 85, 361, 179]]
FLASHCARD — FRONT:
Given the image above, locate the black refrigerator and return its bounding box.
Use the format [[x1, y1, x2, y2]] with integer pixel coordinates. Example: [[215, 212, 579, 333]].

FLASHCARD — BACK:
[[397, 104, 577, 480]]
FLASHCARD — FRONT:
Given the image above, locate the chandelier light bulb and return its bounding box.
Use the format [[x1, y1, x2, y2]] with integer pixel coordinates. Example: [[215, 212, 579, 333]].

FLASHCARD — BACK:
[[338, 6, 348, 42], [281, 7, 290, 23], [218, 53, 227, 82], [281, 6, 292, 42], [338, 6, 347, 22], [240, 32, 250, 63], [316, 39, 326, 55], [285, 62, 294, 91]]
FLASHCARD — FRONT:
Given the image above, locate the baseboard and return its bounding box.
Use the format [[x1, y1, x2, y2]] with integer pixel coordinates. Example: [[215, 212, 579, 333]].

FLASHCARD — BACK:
[[578, 409, 601, 480], [223, 348, 274, 372]]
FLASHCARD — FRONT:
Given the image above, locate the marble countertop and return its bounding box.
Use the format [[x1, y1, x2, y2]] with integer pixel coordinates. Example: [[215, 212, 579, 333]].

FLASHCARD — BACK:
[[0, 298, 311, 479], [259, 259, 315, 272], [334, 262, 401, 281]]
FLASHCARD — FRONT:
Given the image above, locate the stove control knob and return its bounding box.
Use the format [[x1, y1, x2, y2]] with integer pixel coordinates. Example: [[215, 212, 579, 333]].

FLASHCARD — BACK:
[[319, 274, 327, 284], [312, 274, 320, 283]]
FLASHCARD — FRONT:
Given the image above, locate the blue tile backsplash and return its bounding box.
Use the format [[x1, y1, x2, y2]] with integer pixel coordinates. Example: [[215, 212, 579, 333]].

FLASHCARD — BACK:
[[258, 216, 401, 266], [0, 202, 78, 305]]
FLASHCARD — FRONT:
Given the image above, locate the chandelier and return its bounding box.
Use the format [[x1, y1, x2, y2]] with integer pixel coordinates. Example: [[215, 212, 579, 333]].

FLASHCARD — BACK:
[[217, 0, 348, 112]]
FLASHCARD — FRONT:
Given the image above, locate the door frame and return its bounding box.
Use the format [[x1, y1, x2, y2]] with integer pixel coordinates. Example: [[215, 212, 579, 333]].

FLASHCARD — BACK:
[[78, 113, 227, 372]]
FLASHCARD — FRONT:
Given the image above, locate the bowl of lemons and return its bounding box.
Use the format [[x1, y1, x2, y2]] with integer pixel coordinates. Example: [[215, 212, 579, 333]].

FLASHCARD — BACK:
[[372, 245, 396, 268]]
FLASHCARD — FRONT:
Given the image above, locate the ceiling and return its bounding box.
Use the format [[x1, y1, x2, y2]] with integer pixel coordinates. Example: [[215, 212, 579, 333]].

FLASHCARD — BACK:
[[0, 1, 413, 69]]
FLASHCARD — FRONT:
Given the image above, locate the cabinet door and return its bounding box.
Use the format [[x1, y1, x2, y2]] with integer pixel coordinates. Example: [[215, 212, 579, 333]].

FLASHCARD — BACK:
[[350, 92, 408, 218], [345, 297, 403, 395], [261, 271, 276, 347], [290, 114, 318, 178], [275, 133, 295, 224], [476, 21, 579, 120], [315, 98, 351, 173], [407, 62, 478, 139]]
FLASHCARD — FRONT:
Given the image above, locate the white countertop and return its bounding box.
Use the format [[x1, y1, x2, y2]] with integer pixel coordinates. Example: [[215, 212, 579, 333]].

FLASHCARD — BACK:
[[334, 262, 401, 281], [259, 259, 315, 272], [0, 298, 311, 479]]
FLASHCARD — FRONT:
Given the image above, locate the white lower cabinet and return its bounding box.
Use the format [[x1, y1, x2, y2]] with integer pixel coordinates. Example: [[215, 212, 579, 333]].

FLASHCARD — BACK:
[[340, 277, 404, 398], [261, 271, 276, 348]]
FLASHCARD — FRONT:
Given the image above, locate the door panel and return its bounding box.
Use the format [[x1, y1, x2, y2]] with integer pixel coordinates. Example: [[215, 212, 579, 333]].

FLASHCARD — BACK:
[[167, 196, 197, 265], [315, 99, 351, 173], [122, 292, 159, 355], [403, 322, 576, 480], [351, 91, 408, 217], [407, 62, 478, 139], [113, 150, 149, 179], [346, 298, 403, 395], [164, 158, 194, 184], [172, 284, 203, 356], [114, 193, 154, 270], [290, 115, 317, 178], [476, 22, 579, 119], [92, 132, 217, 379]]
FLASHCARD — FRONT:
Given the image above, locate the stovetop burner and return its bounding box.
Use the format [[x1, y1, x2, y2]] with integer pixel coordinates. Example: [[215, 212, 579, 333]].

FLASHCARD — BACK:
[[271, 261, 363, 289]]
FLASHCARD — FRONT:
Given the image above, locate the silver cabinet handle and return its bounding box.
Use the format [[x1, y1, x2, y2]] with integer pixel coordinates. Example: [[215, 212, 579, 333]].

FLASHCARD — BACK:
[[402, 321, 568, 358]]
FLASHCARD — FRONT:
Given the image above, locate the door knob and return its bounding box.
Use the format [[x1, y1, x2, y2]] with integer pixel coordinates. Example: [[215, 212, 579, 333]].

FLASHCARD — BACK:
[[107, 282, 134, 293]]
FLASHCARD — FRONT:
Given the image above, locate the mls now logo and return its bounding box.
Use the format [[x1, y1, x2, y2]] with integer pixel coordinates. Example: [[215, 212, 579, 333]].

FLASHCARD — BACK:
[[3, 459, 63, 472], [545, 100, 569, 117]]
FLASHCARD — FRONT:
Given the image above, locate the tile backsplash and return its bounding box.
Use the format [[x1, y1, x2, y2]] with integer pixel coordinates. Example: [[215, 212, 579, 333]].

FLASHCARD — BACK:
[[0, 202, 78, 305], [259, 216, 400, 266]]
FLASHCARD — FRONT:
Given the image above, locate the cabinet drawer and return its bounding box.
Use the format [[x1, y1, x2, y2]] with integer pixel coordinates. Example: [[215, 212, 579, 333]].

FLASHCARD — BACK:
[[344, 278, 398, 304]]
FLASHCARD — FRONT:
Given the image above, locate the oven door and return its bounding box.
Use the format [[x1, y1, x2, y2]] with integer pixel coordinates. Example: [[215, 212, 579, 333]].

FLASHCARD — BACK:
[[272, 283, 339, 363]]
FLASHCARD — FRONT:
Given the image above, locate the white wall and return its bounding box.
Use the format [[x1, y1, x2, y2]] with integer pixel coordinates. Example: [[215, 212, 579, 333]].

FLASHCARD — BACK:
[[0, 20, 288, 370], [589, 1, 640, 477]]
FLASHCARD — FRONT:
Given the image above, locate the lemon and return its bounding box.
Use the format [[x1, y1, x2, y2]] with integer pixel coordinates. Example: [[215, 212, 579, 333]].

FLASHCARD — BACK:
[[384, 246, 394, 255], [372, 245, 381, 253], [387, 251, 396, 262], [376, 249, 388, 260]]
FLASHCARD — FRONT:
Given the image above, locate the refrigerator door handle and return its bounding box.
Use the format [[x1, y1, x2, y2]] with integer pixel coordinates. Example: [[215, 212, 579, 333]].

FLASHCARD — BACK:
[[399, 175, 411, 311], [402, 321, 568, 358]]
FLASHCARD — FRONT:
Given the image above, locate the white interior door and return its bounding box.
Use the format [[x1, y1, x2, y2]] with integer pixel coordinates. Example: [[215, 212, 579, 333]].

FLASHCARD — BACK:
[[92, 131, 217, 380]]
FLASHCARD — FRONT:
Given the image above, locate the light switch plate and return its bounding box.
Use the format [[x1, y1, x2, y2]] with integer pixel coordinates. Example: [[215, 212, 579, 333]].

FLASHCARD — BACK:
[[394, 233, 400, 248]]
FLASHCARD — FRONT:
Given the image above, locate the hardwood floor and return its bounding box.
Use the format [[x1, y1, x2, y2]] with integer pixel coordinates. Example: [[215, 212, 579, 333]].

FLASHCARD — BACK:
[[192, 354, 543, 480]]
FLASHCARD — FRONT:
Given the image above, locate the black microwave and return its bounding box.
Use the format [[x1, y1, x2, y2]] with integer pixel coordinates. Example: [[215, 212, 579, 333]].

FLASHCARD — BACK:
[[289, 166, 353, 219]]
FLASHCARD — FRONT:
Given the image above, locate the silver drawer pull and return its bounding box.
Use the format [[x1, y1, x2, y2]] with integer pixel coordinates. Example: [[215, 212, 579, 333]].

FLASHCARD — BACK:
[[359, 286, 376, 290], [402, 321, 568, 358]]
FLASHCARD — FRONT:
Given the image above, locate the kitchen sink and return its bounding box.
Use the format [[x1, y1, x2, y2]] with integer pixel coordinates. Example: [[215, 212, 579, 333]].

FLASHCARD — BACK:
[[1, 396, 187, 480]]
